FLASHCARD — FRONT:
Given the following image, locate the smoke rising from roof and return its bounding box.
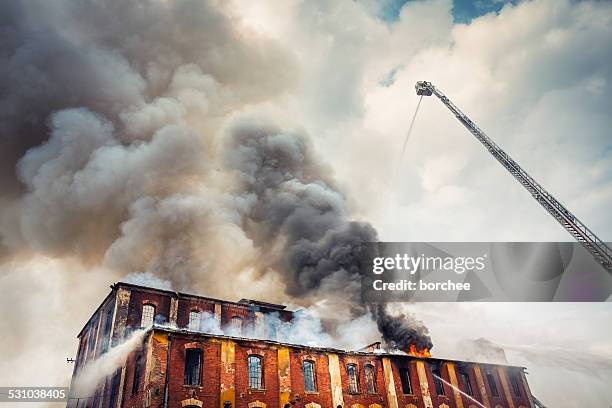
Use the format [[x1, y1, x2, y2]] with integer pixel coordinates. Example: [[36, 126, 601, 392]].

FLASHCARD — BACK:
[[0, 0, 432, 359]]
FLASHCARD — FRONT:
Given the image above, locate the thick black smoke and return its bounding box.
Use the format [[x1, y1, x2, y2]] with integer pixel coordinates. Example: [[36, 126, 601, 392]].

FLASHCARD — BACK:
[[374, 304, 433, 352], [224, 119, 433, 351]]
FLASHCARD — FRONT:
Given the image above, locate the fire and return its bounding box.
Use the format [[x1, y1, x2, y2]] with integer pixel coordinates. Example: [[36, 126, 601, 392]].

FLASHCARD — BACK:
[[408, 344, 431, 358]]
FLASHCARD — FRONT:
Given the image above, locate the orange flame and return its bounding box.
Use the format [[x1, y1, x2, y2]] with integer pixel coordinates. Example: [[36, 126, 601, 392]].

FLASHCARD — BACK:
[[408, 344, 431, 358]]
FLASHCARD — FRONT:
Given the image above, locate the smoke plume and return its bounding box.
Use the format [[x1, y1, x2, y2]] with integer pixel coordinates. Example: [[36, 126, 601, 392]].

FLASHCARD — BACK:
[[0, 0, 432, 356], [373, 304, 433, 352]]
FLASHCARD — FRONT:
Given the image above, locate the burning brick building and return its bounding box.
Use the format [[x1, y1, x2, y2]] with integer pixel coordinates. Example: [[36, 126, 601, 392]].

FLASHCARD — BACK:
[[69, 282, 536, 408]]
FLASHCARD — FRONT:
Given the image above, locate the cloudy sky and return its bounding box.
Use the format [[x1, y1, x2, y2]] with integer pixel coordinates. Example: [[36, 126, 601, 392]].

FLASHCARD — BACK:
[[0, 0, 611, 407]]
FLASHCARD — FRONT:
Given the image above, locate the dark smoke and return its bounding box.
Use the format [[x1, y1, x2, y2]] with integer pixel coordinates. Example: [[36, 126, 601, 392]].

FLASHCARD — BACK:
[[224, 119, 433, 351], [0, 0, 433, 353], [374, 304, 433, 352]]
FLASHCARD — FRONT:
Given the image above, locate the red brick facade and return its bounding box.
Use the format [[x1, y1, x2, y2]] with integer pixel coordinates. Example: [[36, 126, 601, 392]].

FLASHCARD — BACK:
[[69, 283, 535, 408]]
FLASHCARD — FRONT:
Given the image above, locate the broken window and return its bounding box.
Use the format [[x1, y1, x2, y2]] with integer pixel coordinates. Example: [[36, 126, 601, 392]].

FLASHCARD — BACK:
[[86, 319, 98, 358], [107, 369, 121, 408], [100, 304, 114, 355], [346, 364, 359, 394], [430, 365, 445, 396], [132, 353, 143, 394], [231, 316, 243, 334], [184, 349, 202, 386], [188, 310, 201, 331], [364, 364, 376, 394], [303, 360, 316, 392], [485, 370, 499, 397], [509, 372, 522, 397], [459, 370, 473, 396], [248, 355, 263, 389], [141, 304, 155, 328], [399, 368, 412, 394]]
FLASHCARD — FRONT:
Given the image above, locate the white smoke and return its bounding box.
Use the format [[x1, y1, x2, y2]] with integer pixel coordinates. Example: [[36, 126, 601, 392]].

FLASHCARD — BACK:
[[170, 308, 380, 351]]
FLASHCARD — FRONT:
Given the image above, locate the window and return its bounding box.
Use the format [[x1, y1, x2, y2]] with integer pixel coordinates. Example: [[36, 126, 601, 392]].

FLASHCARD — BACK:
[[184, 349, 202, 386], [231, 316, 243, 334], [509, 372, 522, 397], [248, 355, 263, 389], [303, 360, 317, 392], [399, 368, 412, 395], [87, 320, 98, 358], [188, 310, 201, 331], [132, 353, 143, 394], [141, 304, 155, 328], [364, 364, 376, 394], [459, 370, 473, 396], [486, 370, 499, 397], [100, 305, 113, 354], [431, 365, 445, 396], [346, 364, 359, 394], [108, 369, 121, 408]]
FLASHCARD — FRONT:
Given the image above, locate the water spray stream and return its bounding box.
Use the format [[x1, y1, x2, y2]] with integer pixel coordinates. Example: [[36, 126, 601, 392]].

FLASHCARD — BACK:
[[432, 373, 486, 408], [399, 94, 423, 164]]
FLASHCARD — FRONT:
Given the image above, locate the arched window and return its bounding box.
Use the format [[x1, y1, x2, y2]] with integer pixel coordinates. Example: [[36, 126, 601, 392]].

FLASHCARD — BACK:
[[231, 316, 243, 334], [248, 355, 263, 389], [364, 364, 376, 394], [346, 364, 359, 394], [184, 349, 202, 386], [303, 360, 316, 392], [188, 310, 202, 331], [141, 304, 155, 328]]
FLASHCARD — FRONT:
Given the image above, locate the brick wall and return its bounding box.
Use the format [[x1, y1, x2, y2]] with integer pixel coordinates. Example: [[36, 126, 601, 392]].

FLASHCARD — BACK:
[[70, 284, 533, 408]]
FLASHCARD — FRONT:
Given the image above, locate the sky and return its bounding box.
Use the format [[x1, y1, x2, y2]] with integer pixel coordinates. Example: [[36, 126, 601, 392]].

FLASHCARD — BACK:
[[0, 0, 611, 407]]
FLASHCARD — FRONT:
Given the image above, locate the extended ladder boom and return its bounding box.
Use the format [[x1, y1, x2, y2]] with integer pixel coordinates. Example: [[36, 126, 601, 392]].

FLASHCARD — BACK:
[[415, 81, 612, 272]]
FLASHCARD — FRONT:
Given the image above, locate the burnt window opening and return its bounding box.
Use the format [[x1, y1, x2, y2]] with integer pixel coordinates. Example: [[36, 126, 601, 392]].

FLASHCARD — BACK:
[[86, 320, 98, 358], [132, 353, 143, 394], [184, 349, 202, 386], [364, 364, 376, 394], [248, 355, 263, 389], [107, 369, 121, 408], [100, 305, 114, 355], [303, 360, 317, 392], [485, 370, 499, 397], [141, 304, 155, 328], [231, 316, 243, 334], [346, 364, 359, 394], [509, 372, 522, 397], [459, 370, 473, 396], [399, 368, 413, 395], [430, 365, 445, 396], [188, 310, 201, 331]]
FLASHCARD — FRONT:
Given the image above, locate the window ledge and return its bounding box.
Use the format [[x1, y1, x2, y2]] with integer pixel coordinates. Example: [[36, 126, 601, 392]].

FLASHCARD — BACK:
[[304, 391, 319, 395], [248, 388, 266, 393]]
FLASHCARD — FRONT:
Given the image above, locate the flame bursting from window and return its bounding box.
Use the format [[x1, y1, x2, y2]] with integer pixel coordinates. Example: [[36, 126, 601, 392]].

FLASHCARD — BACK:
[[408, 344, 431, 358]]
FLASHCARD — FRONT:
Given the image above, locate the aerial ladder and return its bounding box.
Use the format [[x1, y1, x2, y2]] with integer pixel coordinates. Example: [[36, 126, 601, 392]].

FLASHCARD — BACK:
[[414, 81, 612, 273]]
